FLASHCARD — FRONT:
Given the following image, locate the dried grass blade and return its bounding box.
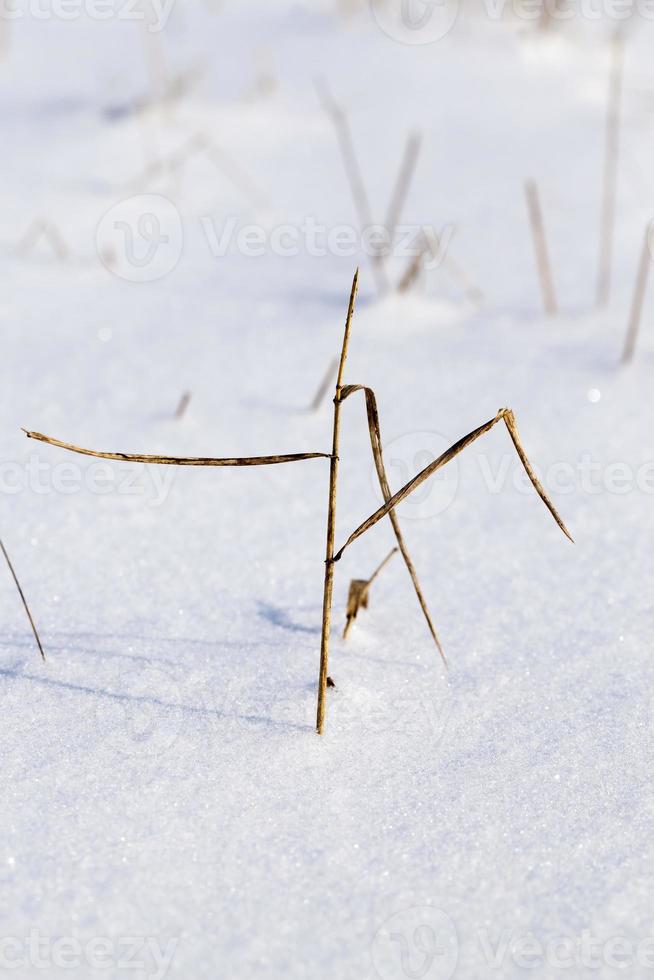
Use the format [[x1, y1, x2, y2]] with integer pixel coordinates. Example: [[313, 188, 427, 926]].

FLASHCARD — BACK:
[[340, 383, 446, 663], [335, 407, 573, 561], [367, 546, 399, 586], [0, 536, 45, 661], [397, 230, 483, 305], [343, 548, 398, 640], [621, 225, 651, 364], [343, 579, 370, 639], [316, 79, 388, 294], [23, 431, 329, 466], [501, 410, 573, 542], [310, 356, 339, 412], [597, 31, 625, 308], [397, 236, 429, 293], [385, 131, 421, 233], [377, 130, 422, 264], [175, 391, 192, 420]]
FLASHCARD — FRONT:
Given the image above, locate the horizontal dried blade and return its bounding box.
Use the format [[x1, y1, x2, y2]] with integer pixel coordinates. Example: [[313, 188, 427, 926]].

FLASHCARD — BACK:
[[23, 430, 330, 467]]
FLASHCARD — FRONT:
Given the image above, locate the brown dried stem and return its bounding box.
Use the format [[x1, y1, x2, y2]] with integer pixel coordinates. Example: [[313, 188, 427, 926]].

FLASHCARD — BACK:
[[23, 431, 328, 467], [621, 225, 651, 364], [334, 408, 573, 562], [383, 131, 421, 245], [397, 237, 429, 294], [373, 130, 421, 271], [597, 31, 624, 308], [0, 537, 45, 661], [340, 384, 446, 663], [397, 230, 483, 305], [343, 547, 398, 639], [316, 81, 388, 294], [316, 268, 359, 736], [310, 356, 339, 412], [175, 392, 192, 420], [525, 180, 557, 316], [16, 219, 69, 262]]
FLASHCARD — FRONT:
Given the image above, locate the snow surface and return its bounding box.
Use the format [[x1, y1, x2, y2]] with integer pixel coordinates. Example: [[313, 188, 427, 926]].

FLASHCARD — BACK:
[[1, 3, 654, 978]]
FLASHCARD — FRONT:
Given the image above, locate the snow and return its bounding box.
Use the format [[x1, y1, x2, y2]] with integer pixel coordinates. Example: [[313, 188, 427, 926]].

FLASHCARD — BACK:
[[1, 3, 654, 978]]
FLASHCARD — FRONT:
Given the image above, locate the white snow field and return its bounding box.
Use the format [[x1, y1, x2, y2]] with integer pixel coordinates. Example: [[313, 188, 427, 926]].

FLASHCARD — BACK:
[[2, 2, 654, 978]]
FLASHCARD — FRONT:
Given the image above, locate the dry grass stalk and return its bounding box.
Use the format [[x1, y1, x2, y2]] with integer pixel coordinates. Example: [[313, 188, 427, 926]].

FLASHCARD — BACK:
[[397, 231, 483, 305], [334, 407, 573, 562], [316, 269, 359, 735], [383, 132, 421, 245], [343, 547, 398, 639], [597, 31, 625, 308], [16, 219, 69, 262], [175, 392, 192, 420], [372, 130, 422, 271], [397, 236, 429, 293], [316, 81, 389, 294], [440, 251, 484, 306], [140, 18, 168, 104], [525, 180, 558, 315], [23, 431, 329, 467], [621, 225, 651, 364], [129, 132, 267, 210], [310, 356, 340, 412], [339, 383, 446, 662], [203, 138, 269, 211], [0, 537, 45, 661]]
